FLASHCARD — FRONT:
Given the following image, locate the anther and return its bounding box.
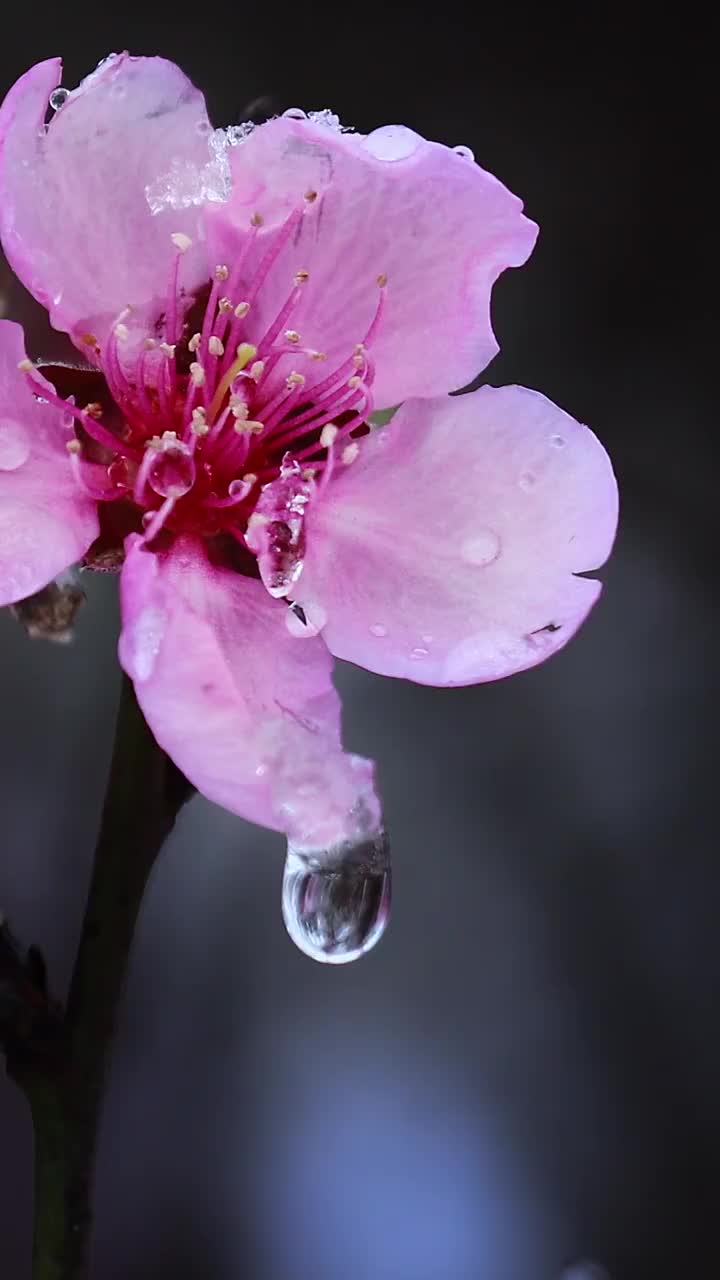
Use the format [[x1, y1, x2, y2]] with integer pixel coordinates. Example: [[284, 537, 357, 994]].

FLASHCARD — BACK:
[[284, 330, 301, 344], [214, 265, 230, 281], [188, 333, 202, 353], [347, 375, 362, 390], [294, 270, 310, 285], [342, 443, 360, 465], [249, 361, 265, 381], [66, 439, 81, 455], [159, 342, 176, 357], [114, 323, 129, 341], [286, 372, 306, 388], [190, 362, 206, 386], [234, 301, 250, 319], [209, 336, 225, 357], [320, 424, 338, 448], [171, 232, 193, 253], [304, 189, 318, 203], [84, 402, 103, 419], [377, 273, 388, 288], [191, 407, 209, 435], [218, 298, 234, 314], [17, 359, 34, 372], [250, 213, 264, 227], [144, 338, 157, 350]]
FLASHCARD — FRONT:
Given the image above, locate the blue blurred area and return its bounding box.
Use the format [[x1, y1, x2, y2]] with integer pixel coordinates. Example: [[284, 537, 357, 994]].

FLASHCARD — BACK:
[[0, 6, 715, 1279]]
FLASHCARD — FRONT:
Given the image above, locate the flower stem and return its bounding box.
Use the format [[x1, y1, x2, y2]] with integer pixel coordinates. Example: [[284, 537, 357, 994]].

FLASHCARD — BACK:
[[4, 674, 192, 1280]]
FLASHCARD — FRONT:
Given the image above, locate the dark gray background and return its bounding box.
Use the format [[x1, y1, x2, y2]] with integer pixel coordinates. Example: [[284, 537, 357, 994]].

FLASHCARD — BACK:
[[1, 8, 714, 1279]]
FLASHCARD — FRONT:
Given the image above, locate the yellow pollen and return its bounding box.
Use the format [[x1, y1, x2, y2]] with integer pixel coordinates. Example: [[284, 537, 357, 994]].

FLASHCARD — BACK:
[[347, 375, 362, 390], [320, 423, 338, 448], [294, 270, 309, 284], [284, 329, 301, 344], [235, 419, 264, 435], [218, 298, 233, 314], [242, 472, 257, 486], [214, 265, 230, 281], [250, 212, 264, 227], [17, 358, 34, 372], [377, 273, 388, 288], [310, 350, 327, 361], [171, 232, 193, 253], [190, 362, 206, 387], [234, 301, 250, 319], [80, 334, 99, 348], [286, 372, 306, 388], [208, 336, 225, 357], [342, 443, 360, 465], [188, 333, 202, 353], [207, 343, 258, 423], [66, 439, 81, 454]]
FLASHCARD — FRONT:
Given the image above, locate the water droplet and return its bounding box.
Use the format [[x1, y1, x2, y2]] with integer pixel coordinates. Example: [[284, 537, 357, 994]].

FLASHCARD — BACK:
[[48, 87, 69, 112], [0, 419, 30, 471], [246, 456, 315, 598], [308, 108, 345, 131], [549, 433, 566, 448], [108, 456, 135, 489], [148, 441, 195, 498], [363, 125, 423, 161], [286, 600, 328, 638], [123, 606, 166, 682], [453, 144, 475, 161], [519, 471, 536, 491], [282, 829, 391, 964], [369, 623, 387, 638], [461, 528, 501, 566], [410, 647, 429, 659], [283, 107, 308, 120]]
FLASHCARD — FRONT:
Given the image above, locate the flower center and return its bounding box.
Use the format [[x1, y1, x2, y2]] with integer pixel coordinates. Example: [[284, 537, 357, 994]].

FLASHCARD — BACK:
[[21, 203, 386, 596]]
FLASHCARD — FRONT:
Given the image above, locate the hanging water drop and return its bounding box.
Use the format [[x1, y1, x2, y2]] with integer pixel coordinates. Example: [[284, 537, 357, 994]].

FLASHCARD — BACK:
[[453, 144, 475, 162], [283, 107, 308, 120], [49, 87, 69, 112], [282, 829, 391, 964]]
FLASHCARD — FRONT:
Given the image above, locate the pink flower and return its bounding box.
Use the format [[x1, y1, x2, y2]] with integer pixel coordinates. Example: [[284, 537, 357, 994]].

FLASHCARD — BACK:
[[0, 55, 617, 958]]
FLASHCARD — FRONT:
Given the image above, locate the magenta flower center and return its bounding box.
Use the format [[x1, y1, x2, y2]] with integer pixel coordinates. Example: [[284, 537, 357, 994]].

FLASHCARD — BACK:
[[23, 202, 386, 594]]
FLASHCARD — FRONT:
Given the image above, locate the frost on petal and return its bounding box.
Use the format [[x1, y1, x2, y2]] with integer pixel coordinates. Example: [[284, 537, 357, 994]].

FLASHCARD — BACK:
[[204, 115, 538, 407], [293, 386, 618, 685], [118, 534, 381, 847], [0, 55, 212, 351], [0, 320, 98, 605]]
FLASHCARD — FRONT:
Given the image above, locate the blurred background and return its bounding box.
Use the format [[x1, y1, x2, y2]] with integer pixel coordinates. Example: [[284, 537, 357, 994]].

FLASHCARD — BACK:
[[1, 7, 714, 1279]]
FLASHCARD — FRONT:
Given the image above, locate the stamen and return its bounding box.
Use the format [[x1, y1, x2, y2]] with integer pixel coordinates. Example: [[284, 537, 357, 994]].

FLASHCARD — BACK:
[[171, 232, 193, 253], [208, 336, 225, 357], [207, 343, 258, 422]]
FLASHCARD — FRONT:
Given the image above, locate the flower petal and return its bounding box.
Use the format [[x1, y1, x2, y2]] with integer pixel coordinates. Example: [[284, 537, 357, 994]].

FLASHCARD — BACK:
[[204, 117, 537, 407], [0, 320, 98, 604], [293, 386, 618, 685], [0, 55, 212, 351], [118, 534, 381, 847]]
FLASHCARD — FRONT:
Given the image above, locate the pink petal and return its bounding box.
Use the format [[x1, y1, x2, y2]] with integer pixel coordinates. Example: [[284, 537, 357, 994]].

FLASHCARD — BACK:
[[0, 55, 212, 351], [118, 534, 381, 847], [293, 386, 618, 685], [0, 320, 98, 604], [204, 117, 537, 407]]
